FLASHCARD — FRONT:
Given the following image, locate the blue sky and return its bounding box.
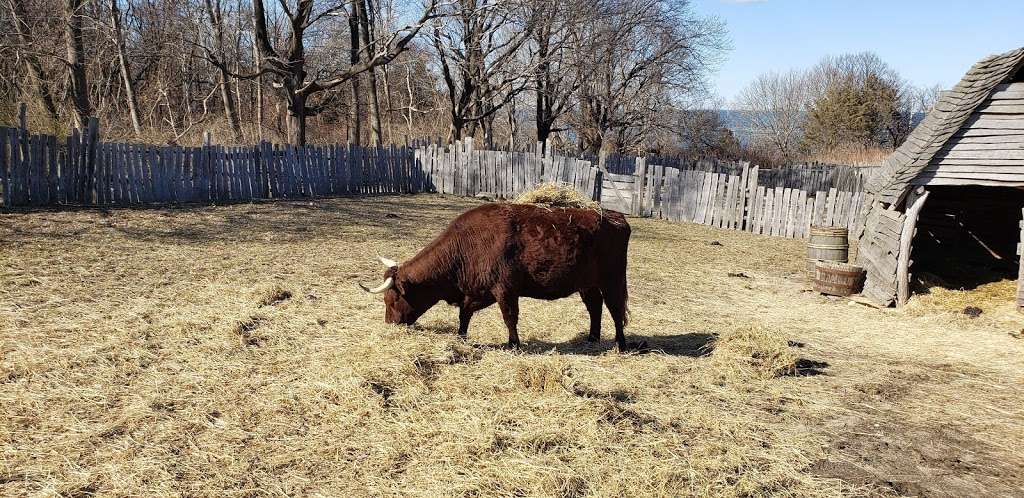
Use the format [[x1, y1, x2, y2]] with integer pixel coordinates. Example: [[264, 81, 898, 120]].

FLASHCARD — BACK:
[[691, 0, 1024, 105]]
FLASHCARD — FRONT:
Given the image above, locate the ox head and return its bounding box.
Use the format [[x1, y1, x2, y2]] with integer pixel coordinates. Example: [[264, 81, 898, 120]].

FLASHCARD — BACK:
[[360, 256, 430, 325]]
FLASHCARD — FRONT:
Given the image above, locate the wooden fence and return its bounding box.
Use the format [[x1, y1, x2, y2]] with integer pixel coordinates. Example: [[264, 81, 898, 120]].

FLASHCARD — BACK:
[[416, 138, 602, 200], [623, 163, 866, 238], [0, 126, 602, 208], [0, 123, 862, 240], [756, 162, 874, 192], [597, 153, 875, 192]]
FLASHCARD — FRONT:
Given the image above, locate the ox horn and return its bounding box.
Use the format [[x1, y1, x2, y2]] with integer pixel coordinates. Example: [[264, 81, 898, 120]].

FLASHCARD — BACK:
[[359, 276, 394, 294], [378, 256, 398, 268]]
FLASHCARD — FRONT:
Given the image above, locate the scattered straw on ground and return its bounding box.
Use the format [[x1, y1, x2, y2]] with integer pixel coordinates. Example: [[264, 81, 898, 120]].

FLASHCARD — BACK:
[[2, 195, 1022, 496], [905, 274, 1021, 328], [512, 182, 601, 211]]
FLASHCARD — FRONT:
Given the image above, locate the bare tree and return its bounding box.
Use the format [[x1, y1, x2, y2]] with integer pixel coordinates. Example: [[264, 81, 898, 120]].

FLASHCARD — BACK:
[[202, 0, 242, 140], [204, 0, 442, 145], [109, 0, 143, 136], [734, 70, 808, 162], [908, 83, 943, 117], [7, 0, 61, 126], [571, 0, 725, 154], [357, 0, 383, 144], [431, 0, 536, 144], [528, 0, 584, 148]]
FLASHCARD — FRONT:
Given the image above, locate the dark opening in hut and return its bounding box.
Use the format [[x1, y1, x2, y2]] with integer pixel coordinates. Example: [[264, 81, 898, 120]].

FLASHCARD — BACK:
[[911, 186, 1024, 290]]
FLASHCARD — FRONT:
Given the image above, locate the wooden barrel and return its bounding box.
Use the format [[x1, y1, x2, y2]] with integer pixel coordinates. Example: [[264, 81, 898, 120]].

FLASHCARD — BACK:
[[814, 261, 865, 296], [807, 226, 849, 274]]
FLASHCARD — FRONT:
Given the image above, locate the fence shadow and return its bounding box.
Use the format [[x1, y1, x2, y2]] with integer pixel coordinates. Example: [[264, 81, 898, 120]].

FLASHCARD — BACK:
[[95, 194, 471, 244]]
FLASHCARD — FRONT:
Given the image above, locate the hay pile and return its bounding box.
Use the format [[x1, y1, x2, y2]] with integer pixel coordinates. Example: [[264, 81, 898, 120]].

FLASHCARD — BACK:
[[512, 182, 601, 211], [708, 325, 799, 380]]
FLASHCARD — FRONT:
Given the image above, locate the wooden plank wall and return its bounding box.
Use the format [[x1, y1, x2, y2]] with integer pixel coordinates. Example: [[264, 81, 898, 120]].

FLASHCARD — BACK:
[[857, 208, 906, 306]]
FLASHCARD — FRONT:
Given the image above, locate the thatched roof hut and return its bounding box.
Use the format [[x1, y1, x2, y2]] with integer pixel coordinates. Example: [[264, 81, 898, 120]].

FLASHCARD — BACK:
[[857, 47, 1024, 309]]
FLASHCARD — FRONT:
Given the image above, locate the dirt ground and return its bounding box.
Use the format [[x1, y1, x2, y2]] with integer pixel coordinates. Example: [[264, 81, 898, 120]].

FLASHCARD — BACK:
[[2, 194, 1022, 497]]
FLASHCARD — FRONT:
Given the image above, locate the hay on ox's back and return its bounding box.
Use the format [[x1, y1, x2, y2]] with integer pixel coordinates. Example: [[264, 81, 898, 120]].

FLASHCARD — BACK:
[[512, 182, 601, 212]]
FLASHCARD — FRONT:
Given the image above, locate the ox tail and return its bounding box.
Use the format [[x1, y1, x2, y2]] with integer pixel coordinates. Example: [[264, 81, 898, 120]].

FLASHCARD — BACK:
[[616, 274, 630, 328], [622, 284, 630, 327]]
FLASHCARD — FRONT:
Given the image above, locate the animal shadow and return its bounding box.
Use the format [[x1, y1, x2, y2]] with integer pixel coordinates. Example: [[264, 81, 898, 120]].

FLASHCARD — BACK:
[[524, 332, 717, 357]]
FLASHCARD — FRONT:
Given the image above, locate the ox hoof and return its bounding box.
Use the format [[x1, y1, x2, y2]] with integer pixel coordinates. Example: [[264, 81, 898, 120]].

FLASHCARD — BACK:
[[586, 333, 600, 343]]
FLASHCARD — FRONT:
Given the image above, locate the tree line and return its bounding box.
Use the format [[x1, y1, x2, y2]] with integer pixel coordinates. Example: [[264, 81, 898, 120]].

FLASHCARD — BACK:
[[1, 0, 939, 163], [1, 0, 730, 154]]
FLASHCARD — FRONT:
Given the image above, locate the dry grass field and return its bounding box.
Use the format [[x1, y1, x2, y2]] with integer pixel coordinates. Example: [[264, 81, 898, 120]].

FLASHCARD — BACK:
[[2, 195, 1023, 497]]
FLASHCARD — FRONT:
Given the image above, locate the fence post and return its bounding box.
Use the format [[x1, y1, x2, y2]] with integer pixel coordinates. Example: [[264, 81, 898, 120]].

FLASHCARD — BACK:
[[745, 164, 759, 231], [633, 156, 647, 216]]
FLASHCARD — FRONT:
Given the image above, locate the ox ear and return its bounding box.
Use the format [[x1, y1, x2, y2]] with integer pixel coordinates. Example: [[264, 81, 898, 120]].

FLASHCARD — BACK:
[[378, 256, 398, 268]]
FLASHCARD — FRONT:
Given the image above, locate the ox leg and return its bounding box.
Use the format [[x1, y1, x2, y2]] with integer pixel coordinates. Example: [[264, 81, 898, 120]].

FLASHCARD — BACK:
[[457, 296, 494, 339], [580, 288, 603, 342], [496, 294, 520, 348], [457, 306, 473, 339], [602, 281, 629, 352]]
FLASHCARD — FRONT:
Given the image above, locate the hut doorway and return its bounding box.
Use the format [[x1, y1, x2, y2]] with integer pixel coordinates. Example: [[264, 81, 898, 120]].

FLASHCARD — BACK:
[[908, 186, 1024, 302]]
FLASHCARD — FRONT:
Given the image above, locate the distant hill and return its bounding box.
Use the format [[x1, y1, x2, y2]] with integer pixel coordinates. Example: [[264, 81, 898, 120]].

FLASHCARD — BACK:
[[716, 109, 927, 146]]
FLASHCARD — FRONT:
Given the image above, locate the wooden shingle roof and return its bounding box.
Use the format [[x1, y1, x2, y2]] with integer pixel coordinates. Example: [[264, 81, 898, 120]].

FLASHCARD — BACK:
[[864, 47, 1024, 205]]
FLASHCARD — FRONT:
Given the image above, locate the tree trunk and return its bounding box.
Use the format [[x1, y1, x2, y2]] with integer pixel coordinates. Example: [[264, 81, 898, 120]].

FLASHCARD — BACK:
[[347, 7, 362, 145], [536, 116, 552, 148], [65, 0, 91, 129], [507, 100, 517, 150], [356, 0, 382, 145], [253, 31, 263, 140], [481, 115, 494, 149], [203, 0, 242, 141], [448, 116, 464, 142], [534, 28, 552, 147], [217, 68, 242, 141], [110, 0, 142, 137], [381, 59, 394, 142], [287, 94, 307, 145]]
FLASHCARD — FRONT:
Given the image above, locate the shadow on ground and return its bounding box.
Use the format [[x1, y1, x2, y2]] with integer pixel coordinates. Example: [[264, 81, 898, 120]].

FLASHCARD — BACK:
[[523, 332, 718, 357], [414, 325, 832, 375], [411, 325, 718, 358], [2, 195, 482, 246]]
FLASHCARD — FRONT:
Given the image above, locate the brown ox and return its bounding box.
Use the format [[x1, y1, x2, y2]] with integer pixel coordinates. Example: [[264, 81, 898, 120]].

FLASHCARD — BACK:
[[361, 203, 633, 351]]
